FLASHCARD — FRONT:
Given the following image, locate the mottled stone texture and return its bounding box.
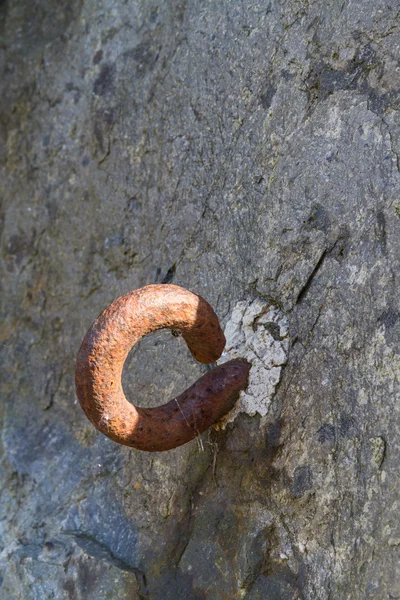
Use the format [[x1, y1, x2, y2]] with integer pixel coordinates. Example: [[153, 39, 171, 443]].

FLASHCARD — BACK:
[[0, 0, 399, 598]]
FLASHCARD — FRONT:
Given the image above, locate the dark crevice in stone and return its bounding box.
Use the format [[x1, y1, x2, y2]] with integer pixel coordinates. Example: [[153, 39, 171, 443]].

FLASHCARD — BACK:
[[62, 532, 142, 574], [296, 249, 327, 304], [161, 263, 176, 284]]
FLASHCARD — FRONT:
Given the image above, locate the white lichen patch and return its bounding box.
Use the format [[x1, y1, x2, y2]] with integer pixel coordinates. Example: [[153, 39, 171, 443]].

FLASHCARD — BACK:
[[216, 298, 289, 427]]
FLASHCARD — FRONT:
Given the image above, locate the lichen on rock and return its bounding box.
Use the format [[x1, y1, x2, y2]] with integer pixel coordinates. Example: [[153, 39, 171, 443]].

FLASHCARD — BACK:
[[217, 299, 289, 426]]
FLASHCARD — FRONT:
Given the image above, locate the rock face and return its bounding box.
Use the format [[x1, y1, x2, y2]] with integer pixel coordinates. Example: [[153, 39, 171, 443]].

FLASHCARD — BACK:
[[1, 0, 399, 598]]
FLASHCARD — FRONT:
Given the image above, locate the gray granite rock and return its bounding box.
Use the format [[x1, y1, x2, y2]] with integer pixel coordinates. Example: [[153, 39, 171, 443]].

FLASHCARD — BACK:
[[1, 0, 400, 598]]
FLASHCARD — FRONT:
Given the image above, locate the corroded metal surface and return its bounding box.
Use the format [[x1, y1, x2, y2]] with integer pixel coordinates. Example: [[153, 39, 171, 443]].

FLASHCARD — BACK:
[[75, 284, 250, 451]]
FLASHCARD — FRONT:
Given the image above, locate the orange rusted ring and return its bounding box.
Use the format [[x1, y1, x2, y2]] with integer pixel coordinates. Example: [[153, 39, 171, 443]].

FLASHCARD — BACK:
[[75, 284, 251, 451]]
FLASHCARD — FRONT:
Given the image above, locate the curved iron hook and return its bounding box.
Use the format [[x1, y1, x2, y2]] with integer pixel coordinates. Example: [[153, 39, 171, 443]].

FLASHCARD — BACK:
[[75, 284, 251, 451]]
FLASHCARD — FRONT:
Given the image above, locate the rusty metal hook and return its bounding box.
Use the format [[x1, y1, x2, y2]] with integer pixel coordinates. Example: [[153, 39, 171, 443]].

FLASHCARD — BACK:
[[75, 284, 250, 451]]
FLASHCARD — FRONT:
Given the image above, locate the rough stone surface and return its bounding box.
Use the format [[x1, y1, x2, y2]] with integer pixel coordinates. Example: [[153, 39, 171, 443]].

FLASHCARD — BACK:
[[1, 0, 400, 598]]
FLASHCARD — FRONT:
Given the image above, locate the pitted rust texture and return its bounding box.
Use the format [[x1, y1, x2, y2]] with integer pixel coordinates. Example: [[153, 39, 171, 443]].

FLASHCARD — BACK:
[[75, 284, 251, 451]]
